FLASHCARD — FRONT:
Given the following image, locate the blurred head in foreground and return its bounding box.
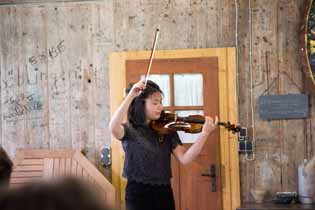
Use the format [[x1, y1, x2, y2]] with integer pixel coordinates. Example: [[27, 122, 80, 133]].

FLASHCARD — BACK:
[[0, 147, 13, 190], [0, 176, 113, 210]]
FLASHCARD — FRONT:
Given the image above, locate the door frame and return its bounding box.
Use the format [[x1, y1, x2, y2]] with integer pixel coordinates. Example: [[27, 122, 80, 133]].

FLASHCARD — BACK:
[[109, 48, 240, 210]]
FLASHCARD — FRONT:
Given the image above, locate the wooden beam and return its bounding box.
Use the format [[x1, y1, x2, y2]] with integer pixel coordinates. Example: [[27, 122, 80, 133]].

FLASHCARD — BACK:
[[0, 0, 104, 6]]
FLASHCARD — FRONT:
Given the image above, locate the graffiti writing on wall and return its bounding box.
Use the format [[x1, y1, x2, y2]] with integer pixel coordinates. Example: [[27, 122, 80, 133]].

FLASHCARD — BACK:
[[3, 93, 43, 122], [29, 40, 66, 65], [2, 66, 48, 89], [2, 63, 104, 90]]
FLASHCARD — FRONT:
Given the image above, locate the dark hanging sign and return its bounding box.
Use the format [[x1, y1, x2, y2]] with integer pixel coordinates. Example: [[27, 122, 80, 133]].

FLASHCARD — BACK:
[[301, 0, 315, 94], [259, 94, 309, 120]]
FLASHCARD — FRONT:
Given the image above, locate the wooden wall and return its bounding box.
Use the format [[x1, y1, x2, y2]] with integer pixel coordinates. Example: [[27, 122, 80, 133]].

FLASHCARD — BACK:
[[0, 0, 310, 203], [0, 1, 114, 172], [237, 0, 308, 202]]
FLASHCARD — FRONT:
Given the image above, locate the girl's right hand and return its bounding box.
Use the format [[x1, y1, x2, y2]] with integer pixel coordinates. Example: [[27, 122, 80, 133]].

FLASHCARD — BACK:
[[129, 80, 145, 97]]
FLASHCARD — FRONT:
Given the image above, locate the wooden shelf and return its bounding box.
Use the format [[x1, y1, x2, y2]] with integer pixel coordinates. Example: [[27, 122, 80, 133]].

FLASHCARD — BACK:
[[237, 203, 315, 210]]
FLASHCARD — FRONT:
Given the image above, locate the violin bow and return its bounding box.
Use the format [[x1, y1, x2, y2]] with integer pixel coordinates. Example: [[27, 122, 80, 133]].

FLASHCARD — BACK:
[[144, 28, 160, 88]]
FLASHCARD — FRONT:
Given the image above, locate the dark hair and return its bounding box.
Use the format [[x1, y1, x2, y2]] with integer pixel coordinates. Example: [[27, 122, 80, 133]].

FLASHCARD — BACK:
[[0, 147, 13, 189], [127, 80, 163, 127], [0, 177, 112, 210]]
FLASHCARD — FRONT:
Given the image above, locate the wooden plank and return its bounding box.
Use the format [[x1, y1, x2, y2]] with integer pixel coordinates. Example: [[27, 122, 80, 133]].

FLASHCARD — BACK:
[[73, 151, 115, 208], [109, 52, 126, 209], [217, 48, 231, 210], [82, 170, 89, 180], [53, 158, 60, 177], [46, 3, 72, 151], [236, 0, 284, 202], [216, 0, 236, 46], [88, 174, 94, 183], [59, 158, 65, 176], [67, 2, 85, 152], [227, 48, 241, 210], [278, 0, 307, 193], [71, 158, 77, 175], [0, 6, 27, 158], [253, 0, 281, 200], [79, 4, 96, 164], [10, 177, 40, 184], [236, 0, 256, 202], [43, 158, 54, 178], [11, 171, 42, 178], [65, 158, 72, 175], [13, 151, 25, 166], [76, 160, 83, 177], [18, 149, 75, 158], [251, 0, 282, 201], [218, 48, 241, 210], [0, 0, 104, 5], [14, 165, 43, 171], [18, 4, 50, 155], [94, 183, 108, 204], [21, 158, 43, 165], [92, 1, 114, 183]]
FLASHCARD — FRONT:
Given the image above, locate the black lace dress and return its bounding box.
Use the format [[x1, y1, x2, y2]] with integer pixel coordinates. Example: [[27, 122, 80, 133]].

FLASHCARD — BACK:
[[121, 122, 182, 210]]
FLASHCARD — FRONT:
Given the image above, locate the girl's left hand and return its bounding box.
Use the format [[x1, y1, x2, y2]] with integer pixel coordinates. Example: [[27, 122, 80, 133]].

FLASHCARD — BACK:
[[201, 116, 218, 136]]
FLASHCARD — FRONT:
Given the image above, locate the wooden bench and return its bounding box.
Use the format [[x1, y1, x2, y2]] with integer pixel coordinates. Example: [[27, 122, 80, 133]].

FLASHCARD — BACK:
[[10, 149, 115, 208]]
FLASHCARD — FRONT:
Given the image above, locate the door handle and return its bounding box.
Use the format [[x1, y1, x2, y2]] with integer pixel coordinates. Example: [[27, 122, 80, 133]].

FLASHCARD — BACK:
[[201, 164, 216, 192]]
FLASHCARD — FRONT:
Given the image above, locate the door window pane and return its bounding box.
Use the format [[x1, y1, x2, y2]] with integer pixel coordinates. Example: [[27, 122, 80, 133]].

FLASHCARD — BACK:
[[141, 74, 170, 106], [174, 73, 203, 106], [175, 110, 204, 143]]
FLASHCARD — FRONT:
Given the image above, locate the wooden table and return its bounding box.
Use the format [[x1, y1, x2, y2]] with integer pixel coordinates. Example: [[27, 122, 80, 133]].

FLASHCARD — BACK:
[[237, 203, 315, 210]]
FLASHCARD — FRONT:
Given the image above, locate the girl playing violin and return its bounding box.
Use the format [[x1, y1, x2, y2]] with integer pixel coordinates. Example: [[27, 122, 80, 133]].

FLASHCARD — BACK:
[[109, 79, 218, 210]]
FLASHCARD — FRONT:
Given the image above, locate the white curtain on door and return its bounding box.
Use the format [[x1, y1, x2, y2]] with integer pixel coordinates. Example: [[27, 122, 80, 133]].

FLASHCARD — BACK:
[[142, 73, 205, 143]]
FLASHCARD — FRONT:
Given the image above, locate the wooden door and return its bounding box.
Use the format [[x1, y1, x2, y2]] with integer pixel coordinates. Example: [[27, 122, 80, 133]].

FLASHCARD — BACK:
[[126, 57, 221, 210]]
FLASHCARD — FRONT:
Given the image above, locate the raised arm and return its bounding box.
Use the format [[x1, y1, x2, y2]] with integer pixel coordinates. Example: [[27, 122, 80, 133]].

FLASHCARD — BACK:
[[172, 116, 218, 165], [109, 80, 145, 140]]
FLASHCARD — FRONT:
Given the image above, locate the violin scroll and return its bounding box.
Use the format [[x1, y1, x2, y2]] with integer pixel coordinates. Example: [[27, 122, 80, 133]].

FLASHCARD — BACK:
[[217, 121, 241, 134]]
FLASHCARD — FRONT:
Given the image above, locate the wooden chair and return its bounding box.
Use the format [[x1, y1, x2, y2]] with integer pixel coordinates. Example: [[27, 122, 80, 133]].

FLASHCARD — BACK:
[[10, 149, 115, 208]]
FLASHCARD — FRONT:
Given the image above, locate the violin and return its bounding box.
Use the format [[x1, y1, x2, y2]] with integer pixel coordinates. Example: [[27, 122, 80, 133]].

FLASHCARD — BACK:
[[150, 111, 241, 135], [143, 30, 241, 135]]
